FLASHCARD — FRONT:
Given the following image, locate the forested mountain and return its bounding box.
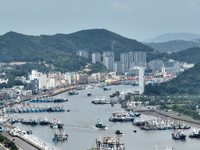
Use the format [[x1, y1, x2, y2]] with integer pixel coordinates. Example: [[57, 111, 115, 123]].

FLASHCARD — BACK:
[[144, 61, 200, 95], [145, 33, 200, 43], [145, 39, 200, 52], [0, 29, 154, 63], [170, 47, 200, 63]]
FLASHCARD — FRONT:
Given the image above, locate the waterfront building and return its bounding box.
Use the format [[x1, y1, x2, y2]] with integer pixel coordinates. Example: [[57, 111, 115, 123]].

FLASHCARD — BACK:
[[181, 62, 194, 69], [128, 52, 133, 68], [29, 79, 39, 94], [113, 61, 122, 74], [150, 59, 163, 72], [106, 72, 116, 80], [163, 60, 180, 75], [15, 76, 26, 83], [133, 51, 146, 68], [92, 52, 101, 63], [0, 78, 8, 84], [91, 72, 106, 82], [77, 50, 88, 59], [120, 53, 128, 73], [77, 73, 88, 84], [103, 51, 114, 71], [38, 73, 48, 90], [28, 70, 38, 81], [65, 72, 79, 85], [128, 66, 145, 76]]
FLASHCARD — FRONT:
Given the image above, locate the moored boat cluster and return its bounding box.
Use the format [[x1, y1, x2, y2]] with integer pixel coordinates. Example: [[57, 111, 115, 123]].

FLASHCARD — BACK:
[[3, 104, 67, 113], [29, 96, 68, 103], [133, 117, 190, 130], [109, 110, 141, 122]]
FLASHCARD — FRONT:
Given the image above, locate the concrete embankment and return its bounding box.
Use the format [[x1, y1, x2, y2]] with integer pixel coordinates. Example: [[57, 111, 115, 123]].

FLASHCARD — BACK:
[[136, 109, 200, 127]]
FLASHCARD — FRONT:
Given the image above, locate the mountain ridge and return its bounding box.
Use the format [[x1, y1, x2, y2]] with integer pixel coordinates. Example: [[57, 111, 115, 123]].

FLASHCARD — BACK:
[[0, 29, 154, 63], [145, 33, 200, 43]]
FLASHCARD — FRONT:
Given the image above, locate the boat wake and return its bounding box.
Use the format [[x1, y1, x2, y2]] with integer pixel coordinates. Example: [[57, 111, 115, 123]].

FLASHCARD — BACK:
[[92, 126, 108, 130]]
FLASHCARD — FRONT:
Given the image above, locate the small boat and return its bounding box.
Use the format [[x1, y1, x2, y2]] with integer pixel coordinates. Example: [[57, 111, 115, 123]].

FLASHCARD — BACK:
[[95, 121, 106, 129], [87, 91, 92, 96], [26, 128, 32, 134], [39, 117, 49, 125], [52, 132, 68, 141], [68, 90, 78, 95], [91, 136, 125, 150], [115, 130, 123, 135], [57, 119, 64, 128], [50, 119, 58, 128], [172, 130, 186, 140], [132, 81, 139, 86], [188, 128, 200, 138], [103, 86, 111, 91], [165, 146, 174, 150], [54, 97, 68, 102], [29, 118, 39, 125], [110, 91, 119, 98], [21, 118, 30, 125]]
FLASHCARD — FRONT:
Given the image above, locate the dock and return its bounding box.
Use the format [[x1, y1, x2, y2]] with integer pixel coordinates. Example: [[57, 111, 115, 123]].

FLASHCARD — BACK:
[[3, 125, 60, 150]]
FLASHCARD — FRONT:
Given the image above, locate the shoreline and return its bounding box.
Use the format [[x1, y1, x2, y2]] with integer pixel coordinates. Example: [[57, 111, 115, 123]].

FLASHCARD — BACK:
[[135, 108, 200, 128]]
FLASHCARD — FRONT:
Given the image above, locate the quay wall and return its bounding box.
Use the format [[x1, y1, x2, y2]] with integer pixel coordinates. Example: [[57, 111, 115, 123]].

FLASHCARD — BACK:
[[136, 109, 200, 125]]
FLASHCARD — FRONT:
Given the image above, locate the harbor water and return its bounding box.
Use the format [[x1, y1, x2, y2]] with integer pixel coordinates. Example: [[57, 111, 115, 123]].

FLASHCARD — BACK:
[[10, 85, 200, 150]]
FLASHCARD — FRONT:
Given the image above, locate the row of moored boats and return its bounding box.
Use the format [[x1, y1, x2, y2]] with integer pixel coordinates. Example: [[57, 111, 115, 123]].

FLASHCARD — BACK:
[[3, 105, 66, 113]]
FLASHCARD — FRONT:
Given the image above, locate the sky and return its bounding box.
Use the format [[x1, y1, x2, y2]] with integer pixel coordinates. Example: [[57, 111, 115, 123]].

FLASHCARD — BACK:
[[1, 0, 200, 41]]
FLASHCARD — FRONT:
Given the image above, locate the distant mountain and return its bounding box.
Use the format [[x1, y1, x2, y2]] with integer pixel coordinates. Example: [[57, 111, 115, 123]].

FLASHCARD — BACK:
[[0, 29, 154, 63], [145, 33, 200, 43], [145, 39, 200, 52]]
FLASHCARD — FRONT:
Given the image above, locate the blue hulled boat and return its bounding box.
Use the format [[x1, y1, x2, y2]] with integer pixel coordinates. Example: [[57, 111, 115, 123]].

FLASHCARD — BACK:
[[172, 130, 186, 140], [103, 86, 111, 91], [87, 91, 92, 96], [68, 90, 78, 95]]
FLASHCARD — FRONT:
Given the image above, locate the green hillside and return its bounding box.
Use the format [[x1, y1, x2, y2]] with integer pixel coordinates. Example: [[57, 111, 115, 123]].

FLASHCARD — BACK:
[[144, 61, 200, 95], [170, 47, 200, 63], [0, 29, 154, 63]]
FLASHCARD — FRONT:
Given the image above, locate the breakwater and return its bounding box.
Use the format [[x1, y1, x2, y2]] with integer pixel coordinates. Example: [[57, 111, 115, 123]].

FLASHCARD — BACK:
[[136, 108, 200, 125]]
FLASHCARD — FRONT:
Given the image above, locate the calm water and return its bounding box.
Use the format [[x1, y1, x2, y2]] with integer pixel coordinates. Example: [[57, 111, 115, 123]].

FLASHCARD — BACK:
[[11, 85, 200, 150]]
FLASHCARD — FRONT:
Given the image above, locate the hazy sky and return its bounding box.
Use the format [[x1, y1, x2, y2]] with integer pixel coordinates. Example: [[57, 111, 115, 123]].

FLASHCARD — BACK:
[[1, 0, 200, 41]]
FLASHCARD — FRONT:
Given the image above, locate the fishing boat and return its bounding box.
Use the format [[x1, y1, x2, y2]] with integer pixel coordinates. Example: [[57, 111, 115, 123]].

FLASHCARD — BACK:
[[103, 86, 111, 91], [57, 119, 64, 128], [115, 130, 123, 135], [172, 130, 186, 140], [29, 118, 39, 125], [90, 136, 125, 150], [109, 111, 134, 122], [165, 146, 174, 150], [93, 97, 100, 104], [99, 96, 106, 104], [188, 128, 200, 138], [95, 121, 106, 129], [21, 118, 30, 125], [68, 90, 78, 95], [39, 116, 49, 125], [52, 131, 68, 141], [26, 128, 32, 134], [50, 119, 58, 128], [110, 91, 120, 98], [132, 81, 139, 86], [54, 97, 68, 102], [87, 91, 92, 96]]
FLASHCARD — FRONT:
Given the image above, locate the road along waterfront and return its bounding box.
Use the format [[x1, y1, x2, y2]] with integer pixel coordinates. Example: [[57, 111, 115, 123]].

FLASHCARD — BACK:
[[3, 85, 200, 150]]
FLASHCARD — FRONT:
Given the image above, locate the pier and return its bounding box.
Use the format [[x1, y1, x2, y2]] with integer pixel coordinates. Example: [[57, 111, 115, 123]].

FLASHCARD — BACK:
[[3, 125, 60, 150]]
